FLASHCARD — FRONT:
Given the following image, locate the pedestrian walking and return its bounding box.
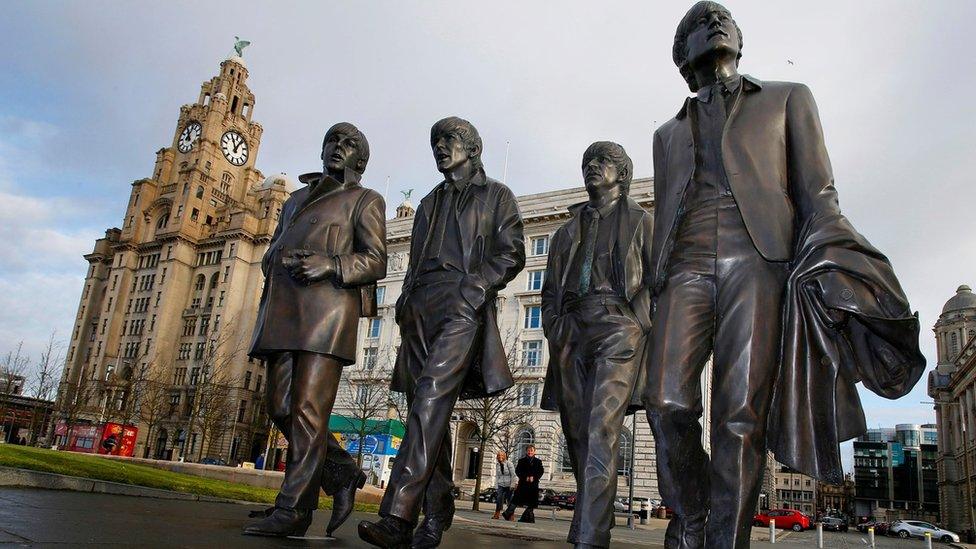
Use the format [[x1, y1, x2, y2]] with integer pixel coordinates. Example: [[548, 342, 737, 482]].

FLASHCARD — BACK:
[[492, 451, 516, 520], [503, 445, 544, 523]]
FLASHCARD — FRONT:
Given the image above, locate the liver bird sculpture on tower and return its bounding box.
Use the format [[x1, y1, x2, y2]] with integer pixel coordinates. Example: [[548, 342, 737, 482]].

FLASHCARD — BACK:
[[233, 36, 250, 57]]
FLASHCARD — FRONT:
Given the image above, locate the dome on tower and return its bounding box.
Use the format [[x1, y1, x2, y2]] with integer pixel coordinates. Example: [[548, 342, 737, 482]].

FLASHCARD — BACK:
[[942, 285, 976, 315], [224, 55, 247, 69], [257, 173, 297, 193]]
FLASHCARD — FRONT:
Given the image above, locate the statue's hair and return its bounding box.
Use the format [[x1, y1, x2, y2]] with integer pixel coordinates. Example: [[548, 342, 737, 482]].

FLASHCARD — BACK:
[[582, 141, 633, 195], [673, 1, 743, 93], [430, 116, 483, 170], [323, 122, 370, 174]]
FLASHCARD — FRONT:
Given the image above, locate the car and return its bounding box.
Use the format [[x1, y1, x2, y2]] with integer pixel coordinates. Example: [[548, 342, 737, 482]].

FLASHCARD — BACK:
[[753, 509, 812, 532], [551, 491, 577, 509], [821, 517, 848, 532], [856, 520, 890, 535], [539, 488, 559, 507], [199, 457, 228, 466], [478, 487, 497, 502], [889, 520, 960, 543], [613, 498, 649, 519]]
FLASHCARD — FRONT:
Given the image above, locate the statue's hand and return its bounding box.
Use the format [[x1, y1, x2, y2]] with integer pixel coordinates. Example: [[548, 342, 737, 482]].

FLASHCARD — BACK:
[[285, 249, 335, 283]]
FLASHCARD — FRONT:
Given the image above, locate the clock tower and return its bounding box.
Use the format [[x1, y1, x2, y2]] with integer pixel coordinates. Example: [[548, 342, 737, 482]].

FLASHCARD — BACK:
[[60, 49, 293, 463]]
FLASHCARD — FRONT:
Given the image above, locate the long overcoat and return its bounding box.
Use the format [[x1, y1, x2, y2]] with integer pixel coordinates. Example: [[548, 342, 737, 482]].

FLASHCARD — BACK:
[[391, 171, 525, 399], [249, 173, 387, 364]]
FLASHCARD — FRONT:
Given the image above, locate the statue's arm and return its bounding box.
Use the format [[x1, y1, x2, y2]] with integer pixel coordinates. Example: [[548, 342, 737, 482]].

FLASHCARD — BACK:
[[478, 186, 527, 291], [261, 203, 289, 276], [785, 83, 841, 227], [335, 194, 388, 286]]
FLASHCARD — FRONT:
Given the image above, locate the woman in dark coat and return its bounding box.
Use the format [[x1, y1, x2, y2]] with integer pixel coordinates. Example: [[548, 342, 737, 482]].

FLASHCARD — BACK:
[[503, 445, 545, 523]]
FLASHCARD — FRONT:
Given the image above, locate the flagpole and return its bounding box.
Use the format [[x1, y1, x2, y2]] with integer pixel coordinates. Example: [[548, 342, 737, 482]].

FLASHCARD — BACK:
[[502, 140, 511, 184]]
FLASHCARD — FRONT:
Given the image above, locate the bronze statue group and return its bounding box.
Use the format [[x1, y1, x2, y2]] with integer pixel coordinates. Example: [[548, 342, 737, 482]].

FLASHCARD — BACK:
[[242, 3, 926, 548]]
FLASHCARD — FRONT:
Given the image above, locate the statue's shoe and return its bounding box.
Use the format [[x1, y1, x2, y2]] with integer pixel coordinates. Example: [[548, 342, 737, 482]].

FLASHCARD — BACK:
[[325, 469, 367, 536], [357, 516, 414, 549], [242, 507, 312, 537], [411, 513, 452, 548]]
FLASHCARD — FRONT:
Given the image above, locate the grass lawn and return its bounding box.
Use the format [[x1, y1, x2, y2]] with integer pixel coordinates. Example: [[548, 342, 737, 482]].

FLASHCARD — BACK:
[[0, 444, 378, 512]]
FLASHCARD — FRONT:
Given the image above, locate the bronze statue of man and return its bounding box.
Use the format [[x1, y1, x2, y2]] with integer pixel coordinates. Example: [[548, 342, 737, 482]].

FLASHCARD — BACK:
[[539, 142, 651, 549], [646, 3, 925, 549], [245, 122, 387, 538], [359, 117, 525, 548]]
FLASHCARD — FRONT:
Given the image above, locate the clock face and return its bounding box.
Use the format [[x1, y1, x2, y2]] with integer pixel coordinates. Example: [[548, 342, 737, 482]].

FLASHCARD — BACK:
[[177, 122, 202, 153], [221, 130, 249, 166]]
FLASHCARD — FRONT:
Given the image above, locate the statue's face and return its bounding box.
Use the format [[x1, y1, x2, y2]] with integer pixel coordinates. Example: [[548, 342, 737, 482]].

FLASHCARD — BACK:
[[583, 151, 623, 194], [321, 130, 364, 174], [685, 5, 739, 69], [431, 131, 472, 173]]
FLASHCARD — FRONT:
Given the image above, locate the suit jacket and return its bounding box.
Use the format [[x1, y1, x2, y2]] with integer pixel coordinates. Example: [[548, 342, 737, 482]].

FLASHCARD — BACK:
[[391, 171, 525, 399], [650, 75, 839, 293], [513, 455, 544, 507], [539, 196, 653, 413], [249, 174, 387, 364]]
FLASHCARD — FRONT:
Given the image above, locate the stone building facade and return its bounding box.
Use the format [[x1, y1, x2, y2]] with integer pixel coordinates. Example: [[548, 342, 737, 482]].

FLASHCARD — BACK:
[[58, 54, 290, 462], [332, 180, 669, 500], [928, 285, 976, 533], [773, 465, 818, 516]]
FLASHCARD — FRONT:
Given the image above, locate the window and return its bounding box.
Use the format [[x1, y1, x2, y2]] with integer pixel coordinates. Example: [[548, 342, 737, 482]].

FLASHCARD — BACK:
[[522, 340, 543, 367], [514, 428, 535, 459], [376, 286, 386, 305], [524, 305, 542, 329], [255, 374, 263, 393], [363, 347, 378, 370], [367, 318, 382, 339], [618, 428, 633, 476], [156, 212, 169, 230], [194, 342, 205, 360], [518, 384, 539, 407], [356, 385, 369, 405], [218, 291, 225, 307], [194, 275, 206, 291], [237, 400, 247, 423], [190, 208, 199, 221], [530, 235, 549, 256], [244, 371, 252, 390], [196, 186, 204, 199], [558, 434, 574, 472], [526, 270, 545, 291]]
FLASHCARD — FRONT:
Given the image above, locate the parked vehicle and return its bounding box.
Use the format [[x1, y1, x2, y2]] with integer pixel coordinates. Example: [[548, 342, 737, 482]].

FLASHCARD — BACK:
[[478, 487, 497, 502], [856, 520, 889, 535], [551, 491, 577, 509], [889, 520, 959, 543], [613, 498, 649, 519], [821, 517, 848, 532], [752, 509, 811, 532], [538, 488, 559, 507], [199, 457, 228, 466]]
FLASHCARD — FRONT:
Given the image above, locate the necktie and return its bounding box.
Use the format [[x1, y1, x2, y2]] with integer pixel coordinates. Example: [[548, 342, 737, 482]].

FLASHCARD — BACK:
[[578, 209, 600, 295], [428, 183, 456, 258]]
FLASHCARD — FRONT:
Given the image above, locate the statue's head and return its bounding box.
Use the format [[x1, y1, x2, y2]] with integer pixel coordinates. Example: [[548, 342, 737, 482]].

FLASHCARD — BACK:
[[321, 122, 370, 175], [430, 116, 483, 174], [582, 141, 633, 197], [673, 1, 743, 92]]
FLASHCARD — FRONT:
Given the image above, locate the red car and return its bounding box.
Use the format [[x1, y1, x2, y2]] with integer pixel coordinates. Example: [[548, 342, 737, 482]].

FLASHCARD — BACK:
[[753, 509, 812, 532]]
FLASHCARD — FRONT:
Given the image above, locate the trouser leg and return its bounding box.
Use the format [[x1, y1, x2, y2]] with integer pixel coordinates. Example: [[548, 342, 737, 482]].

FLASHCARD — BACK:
[[644, 269, 715, 524], [575, 305, 643, 548], [274, 352, 343, 510], [554, 314, 587, 541], [380, 290, 480, 523], [265, 353, 357, 496], [422, 431, 456, 521], [706, 247, 787, 549]]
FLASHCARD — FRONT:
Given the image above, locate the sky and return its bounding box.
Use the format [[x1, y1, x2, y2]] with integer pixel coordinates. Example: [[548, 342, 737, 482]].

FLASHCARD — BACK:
[[1, 1, 974, 472]]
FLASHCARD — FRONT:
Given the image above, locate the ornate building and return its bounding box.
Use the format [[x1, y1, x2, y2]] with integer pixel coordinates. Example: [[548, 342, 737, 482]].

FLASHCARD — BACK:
[[332, 179, 666, 500], [57, 52, 291, 462], [929, 284, 976, 532]]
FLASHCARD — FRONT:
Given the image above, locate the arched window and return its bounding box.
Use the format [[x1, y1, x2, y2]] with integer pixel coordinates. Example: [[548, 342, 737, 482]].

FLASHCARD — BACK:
[[514, 427, 535, 460], [952, 332, 960, 358], [209, 273, 219, 290], [194, 274, 206, 292], [196, 186, 204, 199], [558, 434, 574, 473], [618, 428, 633, 477], [156, 210, 170, 230]]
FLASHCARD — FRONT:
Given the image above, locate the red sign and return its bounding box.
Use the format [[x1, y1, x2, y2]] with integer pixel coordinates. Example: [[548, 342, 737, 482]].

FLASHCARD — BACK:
[[56, 422, 138, 457]]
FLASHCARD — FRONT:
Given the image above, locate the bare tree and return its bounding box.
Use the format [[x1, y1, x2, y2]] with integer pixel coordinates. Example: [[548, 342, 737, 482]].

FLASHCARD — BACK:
[[28, 331, 63, 444], [54, 369, 97, 449], [137, 360, 174, 458], [335, 347, 395, 469], [0, 342, 31, 442], [453, 329, 536, 510]]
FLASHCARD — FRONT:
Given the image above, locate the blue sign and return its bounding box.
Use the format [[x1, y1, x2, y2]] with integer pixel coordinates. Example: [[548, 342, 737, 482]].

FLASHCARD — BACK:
[[346, 434, 399, 456]]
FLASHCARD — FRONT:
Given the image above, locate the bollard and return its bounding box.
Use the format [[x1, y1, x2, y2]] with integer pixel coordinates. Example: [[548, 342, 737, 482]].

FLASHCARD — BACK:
[[770, 519, 776, 544], [640, 501, 648, 525], [868, 527, 875, 549], [551, 506, 556, 522], [925, 532, 933, 549], [817, 522, 823, 549]]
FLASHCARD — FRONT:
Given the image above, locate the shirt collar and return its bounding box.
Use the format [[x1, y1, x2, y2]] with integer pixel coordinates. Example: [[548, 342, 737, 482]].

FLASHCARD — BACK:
[[696, 74, 742, 103], [440, 167, 486, 192], [300, 167, 362, 189], [585, 196, 621, 218], [677, 74, 763, 119]]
